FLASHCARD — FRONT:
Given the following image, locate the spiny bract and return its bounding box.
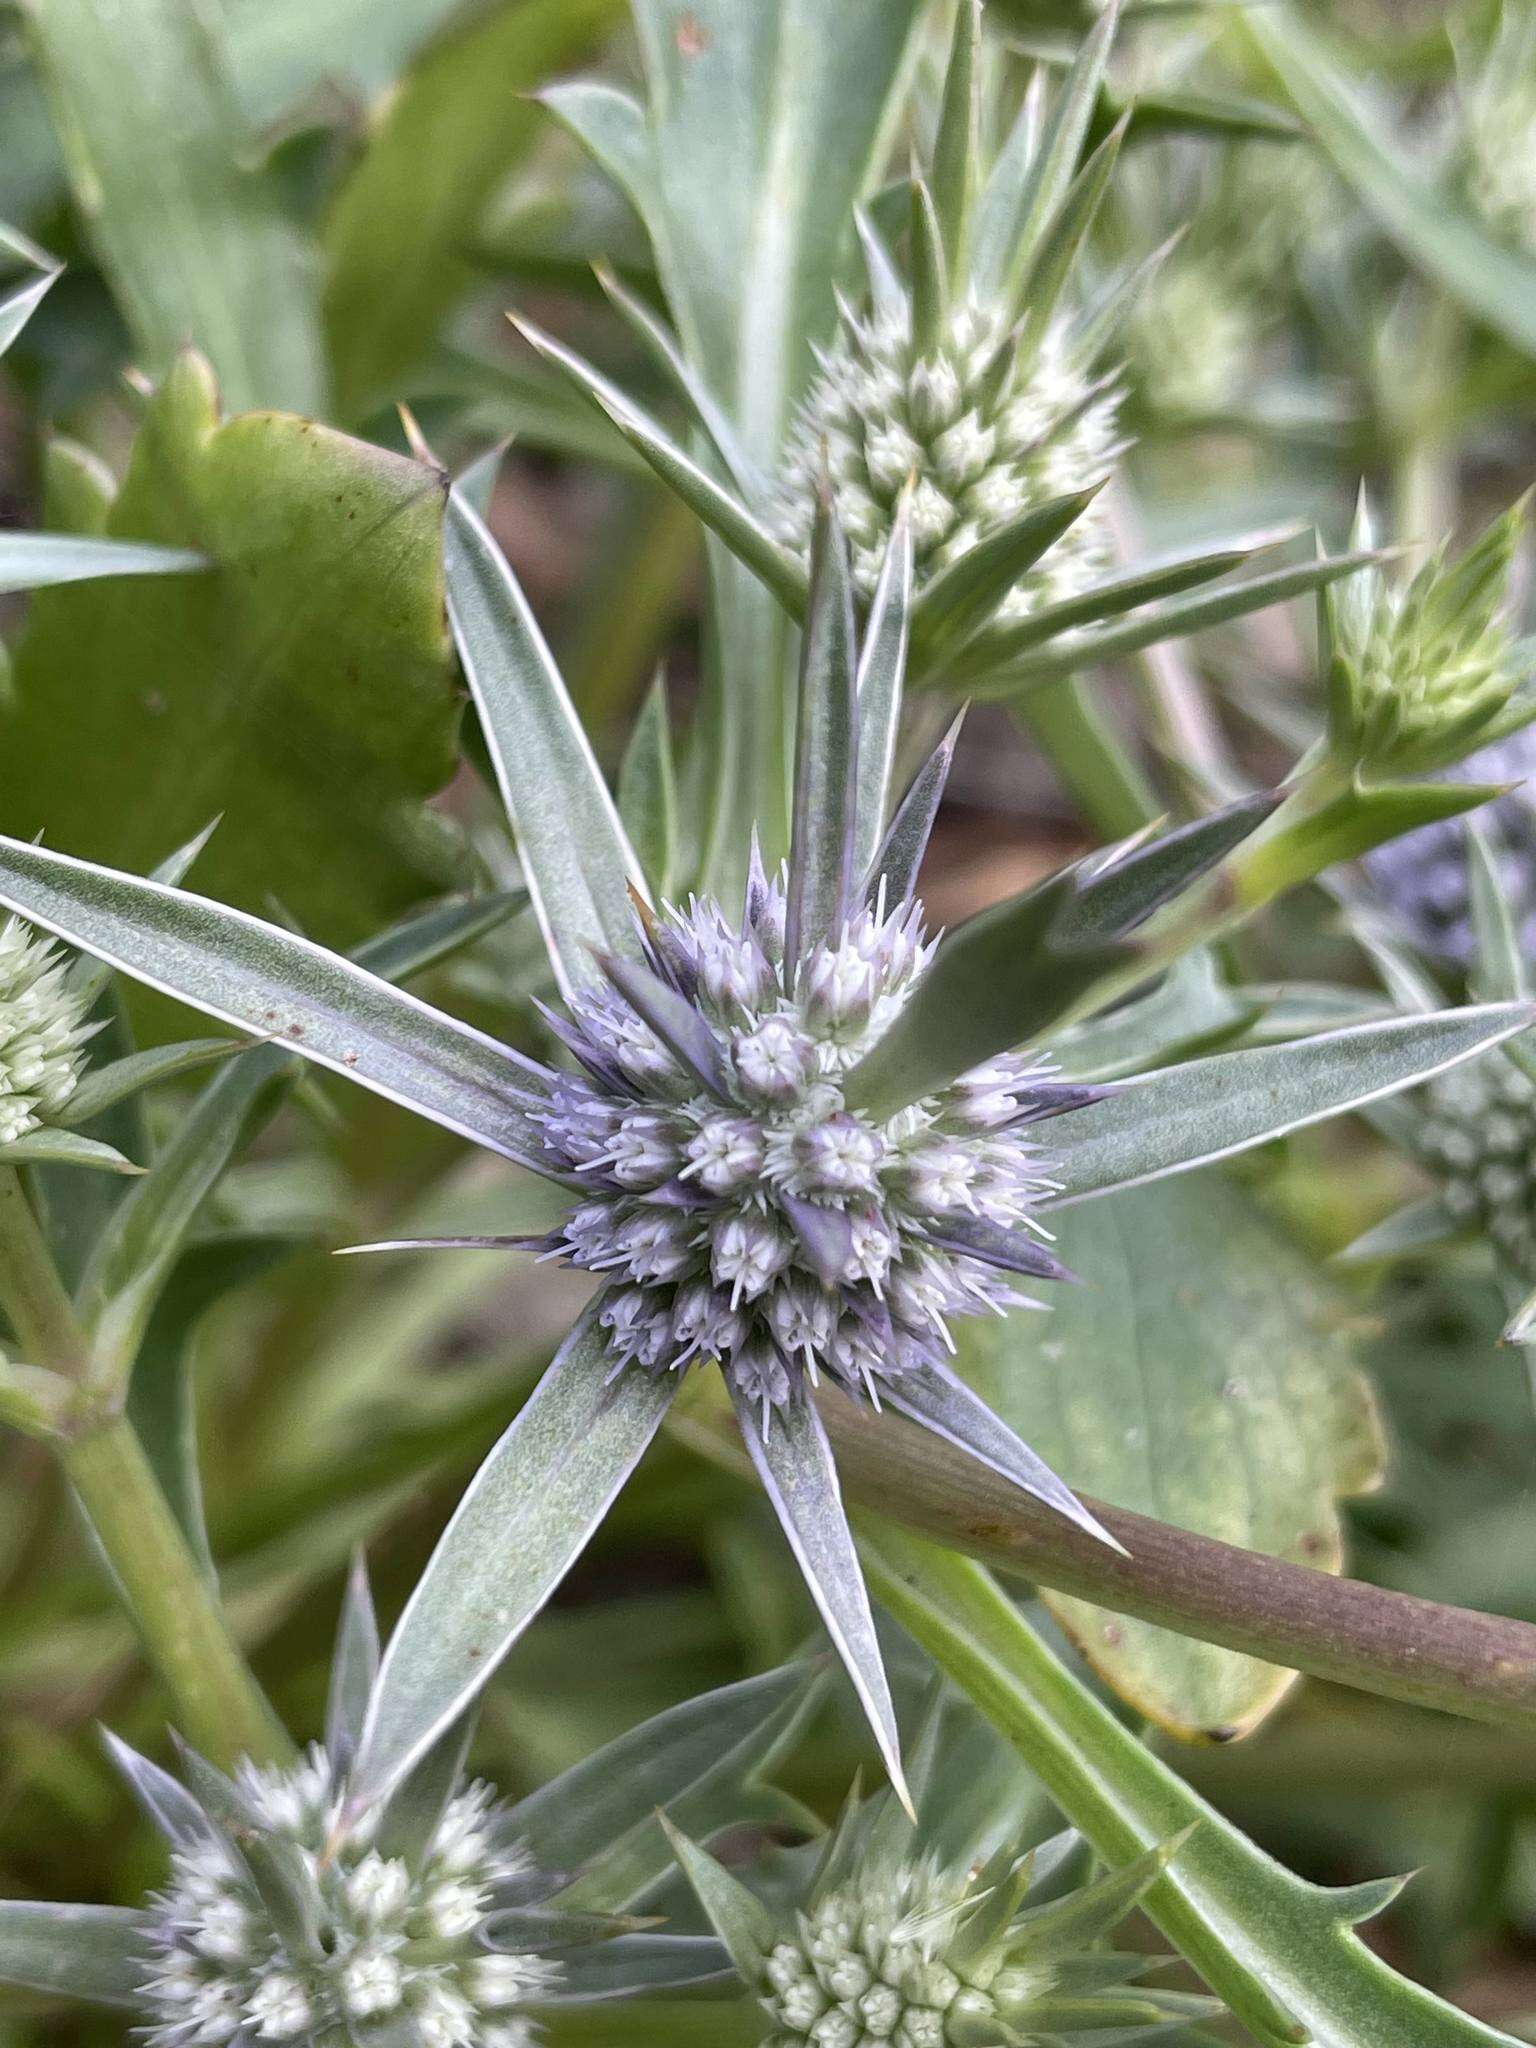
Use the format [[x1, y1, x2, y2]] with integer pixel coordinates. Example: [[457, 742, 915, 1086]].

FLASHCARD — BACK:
[[774, 301, 1122, 621], [531, 856, 1084, 1414], [0, 914, 90, 1144], [140, 1747, 557, 2048]]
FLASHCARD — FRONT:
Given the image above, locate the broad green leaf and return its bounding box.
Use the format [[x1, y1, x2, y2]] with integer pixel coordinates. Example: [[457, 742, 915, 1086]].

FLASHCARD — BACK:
[[445, 484, 647, 995], [0, 1902, 150, 2009], [512, 1662, 813, 1908], [962, 1176, 1383, 1737], [320, 0, 620, 420], [1049, 1003, 1536, 1204], [628, 0, 925, 466], [351, 1305, 677, 1808], [863, 1534, 1524, 2048], [786, 501, 857, 962], [0, 355, 459, 944], [0, 837, 552, 1171], [618, 675, 680, 903], [0, 533, 205, 594], [27, 0, 325, 413], [732, 1386, 908, 1813], [969, 549, 1386, 694], [1236, 5, 1536, 360]]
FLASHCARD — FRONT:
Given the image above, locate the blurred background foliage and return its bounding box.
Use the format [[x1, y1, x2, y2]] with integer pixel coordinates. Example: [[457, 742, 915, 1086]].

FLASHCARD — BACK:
[[1, 0, 1536, 2040]]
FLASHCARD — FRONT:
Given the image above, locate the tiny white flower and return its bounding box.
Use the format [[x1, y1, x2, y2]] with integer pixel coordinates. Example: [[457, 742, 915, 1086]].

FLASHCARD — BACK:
[[247, 1972, 313, 2040], [342, 1946, 404, 2018]]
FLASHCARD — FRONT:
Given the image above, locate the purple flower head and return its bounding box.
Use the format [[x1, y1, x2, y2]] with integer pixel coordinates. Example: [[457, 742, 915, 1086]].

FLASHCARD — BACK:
[[530, 865, 1069, 1416]]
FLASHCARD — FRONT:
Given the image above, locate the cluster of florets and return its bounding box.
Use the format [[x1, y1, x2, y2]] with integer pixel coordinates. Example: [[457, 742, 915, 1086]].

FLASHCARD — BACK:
[[1462, 7, 1536, 245], [1414, 1055, 1536, 1278], [531, 868, 1063, 1411], [774, 299, 1122, 620], [0, 915, 90, 1144], [759, 1856, 1048, 2048], [141, 1747, 558, 2048], [1125, 258, 1258, 417], [1361, 727, 1536, 968]]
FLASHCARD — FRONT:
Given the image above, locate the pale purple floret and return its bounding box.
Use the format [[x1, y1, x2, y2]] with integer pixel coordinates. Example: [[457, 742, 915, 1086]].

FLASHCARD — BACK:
[[526, 854, 1078, 1415]]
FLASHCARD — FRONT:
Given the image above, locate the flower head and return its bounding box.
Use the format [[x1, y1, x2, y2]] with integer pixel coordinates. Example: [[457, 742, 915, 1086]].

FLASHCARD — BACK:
[[0, 914, 90, 1143], [1460, 1, 1536, 245], [1326, 496, 1534, 781], [1414, 1052, 1536, 1279], [530, 863, 1078, 1415], [137, 1744, 558, 2048], [669, 1767, 1207, 2048]]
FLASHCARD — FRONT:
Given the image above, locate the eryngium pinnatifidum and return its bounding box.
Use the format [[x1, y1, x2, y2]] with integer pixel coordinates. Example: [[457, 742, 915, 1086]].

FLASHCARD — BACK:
[[1414, 1054, 1536, 1278], [774, 301, 1122, 621], [141, 1747, 557, 2048], [0, 914, 90, 1143], [530, 858, 1086, 1415]]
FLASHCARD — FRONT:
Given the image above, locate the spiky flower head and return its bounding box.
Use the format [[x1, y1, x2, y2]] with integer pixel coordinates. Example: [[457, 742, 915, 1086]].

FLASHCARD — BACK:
[[669, 1771, 1206, 2048], [1360, 724, 1536, 968], [530, 858, 1084, 1419], [0, 913, 90, 1143], [1325, 496, 1534, 781], [1413, 1051, 1536, 1279], [774, 0, 1128, 626], [139, 1745, 557, 2048]]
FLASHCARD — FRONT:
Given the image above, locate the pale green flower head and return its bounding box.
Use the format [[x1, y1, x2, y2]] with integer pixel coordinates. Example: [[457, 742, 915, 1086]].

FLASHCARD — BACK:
[[1325, 494, 1535, 780], [0, 913, 91, 1143], [1458, 0, 1536, 244], [773, 0, 1132, 625], [667, 1747, 1208, 2048]]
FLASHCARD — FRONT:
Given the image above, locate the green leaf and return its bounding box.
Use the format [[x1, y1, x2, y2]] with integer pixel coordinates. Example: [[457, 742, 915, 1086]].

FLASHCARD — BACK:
[[64, 1038, 240, 1125], [1467, 819, 1528, 1003], [862, 1535, 1524, 2048], [374, 1711, 476, 1868], [1335, 1195, 1463, 1266], [931, 0, 980, 276], [351, 1304, 677, 1808], [538, 1933, 733, 2001], [1236, 779, 1501, 907], [1050, 1002, 1536, 1203], [970, 549, 1386, 694], [0, 222, 59, 357], [320, 0, 620, 419], [512, 1661, 814, 1909], [732, 1385, 908, 1813], [0, 1901, 151, 2010], [446, 482, 648, 994], [27, 0, 325, 413], [0, 533, 206, 594], [962, 1177, 1383, 1737], [0, 836, 552, 1170], [1011, 113, 1129, 346], [510, 318, 808, 621], [326, 1552, 380, 1772], [627, 0, 925, 465], [1236, 4, 1536, 361], [618, 675, 680, 904], [911, 484, 1106, 658], [786, 498, 858, 962], [0, 354, 459, 945]]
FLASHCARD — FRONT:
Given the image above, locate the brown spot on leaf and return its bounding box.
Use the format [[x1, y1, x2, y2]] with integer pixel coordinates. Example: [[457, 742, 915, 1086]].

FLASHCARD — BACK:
[[676, 10, 708, 54]]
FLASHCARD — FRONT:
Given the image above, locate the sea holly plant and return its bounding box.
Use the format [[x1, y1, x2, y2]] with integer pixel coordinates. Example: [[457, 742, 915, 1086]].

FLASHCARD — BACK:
[[532, 0, 1387, 722], [664, 1705, 1219, 2048], [0, 1560, 811, 2044], [0, 479, 1526, 1816]]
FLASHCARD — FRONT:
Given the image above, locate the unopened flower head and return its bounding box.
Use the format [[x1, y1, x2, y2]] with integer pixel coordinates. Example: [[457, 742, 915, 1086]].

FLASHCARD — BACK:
[[531, 857, 1077, 1413], [140, 1745, 558, 2048], [1461, 2, 1536, 244], [775, 297, 1121, 622], [1327, 497, 1532, 780], [1415, 1053, 1536, 1278], [675, 1785, 1198, 2048], [0, 915, 90, 1144]]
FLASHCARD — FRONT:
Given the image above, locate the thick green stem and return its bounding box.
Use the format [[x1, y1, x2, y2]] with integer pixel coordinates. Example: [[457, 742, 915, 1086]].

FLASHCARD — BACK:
[[58, 1417, 292, 1768], [0, 1166, 289, 1769]]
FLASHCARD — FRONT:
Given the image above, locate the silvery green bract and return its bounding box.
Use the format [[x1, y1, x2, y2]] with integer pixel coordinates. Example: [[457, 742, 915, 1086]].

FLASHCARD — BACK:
[[1325, 495, 1536, 780], [0, 1560, 810, 2045], [664, 1723, 1215, 2048]]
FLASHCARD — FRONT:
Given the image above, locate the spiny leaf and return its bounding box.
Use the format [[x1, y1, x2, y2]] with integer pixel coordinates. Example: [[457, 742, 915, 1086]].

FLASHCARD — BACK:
[[852, 511, 914, 881], [786, 497, 858, 964]]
